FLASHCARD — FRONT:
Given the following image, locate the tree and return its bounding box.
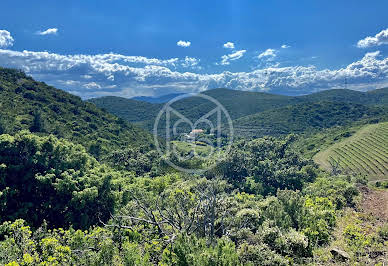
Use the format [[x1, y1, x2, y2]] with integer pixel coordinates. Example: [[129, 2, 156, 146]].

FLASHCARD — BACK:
[[106, 178, 232, 248], [30, 110, 46, 132]]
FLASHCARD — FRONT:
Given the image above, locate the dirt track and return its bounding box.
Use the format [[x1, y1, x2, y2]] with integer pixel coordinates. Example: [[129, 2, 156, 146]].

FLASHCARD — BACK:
[[359, 185, 388, 221]]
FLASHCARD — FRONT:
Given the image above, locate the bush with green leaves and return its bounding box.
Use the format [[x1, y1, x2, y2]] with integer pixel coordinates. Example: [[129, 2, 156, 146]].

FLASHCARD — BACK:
[[0, 131, 116, 229], [211, 135, 317, 195]]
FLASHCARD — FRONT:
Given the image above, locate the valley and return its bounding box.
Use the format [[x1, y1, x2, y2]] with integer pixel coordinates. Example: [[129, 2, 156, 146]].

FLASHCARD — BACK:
[[0, 67, 387, 265]]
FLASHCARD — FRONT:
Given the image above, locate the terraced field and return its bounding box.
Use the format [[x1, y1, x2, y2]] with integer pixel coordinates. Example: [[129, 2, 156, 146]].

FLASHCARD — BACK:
[[314, 122, 388, 180]]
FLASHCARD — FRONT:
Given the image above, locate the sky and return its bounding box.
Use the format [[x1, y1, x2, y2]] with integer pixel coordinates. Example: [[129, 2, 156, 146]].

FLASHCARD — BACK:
[[0, 0, 387, 99]]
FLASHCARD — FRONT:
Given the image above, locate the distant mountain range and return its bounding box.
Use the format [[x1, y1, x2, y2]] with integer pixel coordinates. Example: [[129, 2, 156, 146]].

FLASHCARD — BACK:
[[89, 87, 388, 138], [132, 93, 189, 103]]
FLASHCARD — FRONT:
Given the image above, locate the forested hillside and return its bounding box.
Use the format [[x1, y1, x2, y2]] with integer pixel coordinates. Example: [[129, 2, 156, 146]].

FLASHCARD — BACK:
[[298, 88, 388, 105], [0, 68, 154, 159], [89, 88, 297, 130], [89, 96, 162, 123], [233, 101, 387, 138], [90, 87, 388, 138]]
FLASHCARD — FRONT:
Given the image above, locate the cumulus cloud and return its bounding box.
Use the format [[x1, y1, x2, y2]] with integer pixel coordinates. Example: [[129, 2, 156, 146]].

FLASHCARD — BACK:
[[0, 30, 14, 48], [177, 40, 191, 47], [357, 28, 388, 48], [281, 44, 290, 49], [220, 50, 246, 65], [83, 82, 102, 89], [37, 28, 58, 36], [223, 42, 235, 49], [0, 48, 387, 98], [181, 56, 200, 68], [258, 48, 277, 59]]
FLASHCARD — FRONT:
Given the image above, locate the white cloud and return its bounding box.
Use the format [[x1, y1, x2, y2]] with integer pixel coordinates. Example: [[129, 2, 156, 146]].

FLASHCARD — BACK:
[[223, 42, 235, 49], [281, 44, 290, 49], [83, 82, 102, 89], [221, 50, 246, 65], [181, 56, 200, 68], [177, 40, 191, 47], [0, 48, 387, 98], [357, 28, 388, 48], [37, 28, 58, 35], [258, 48, 277, 59], [0, 30, 14, 48]]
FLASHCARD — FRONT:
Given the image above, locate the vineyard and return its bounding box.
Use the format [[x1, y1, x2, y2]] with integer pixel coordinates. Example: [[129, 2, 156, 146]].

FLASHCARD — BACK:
[[314, 122, 388, 180]]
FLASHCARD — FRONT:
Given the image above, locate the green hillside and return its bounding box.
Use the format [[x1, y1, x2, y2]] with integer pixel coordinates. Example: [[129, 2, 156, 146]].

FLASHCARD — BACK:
[[232, 101, 387, 138], [0, 68, 154, 159], [298, 88, 388, 105], [176, 88, 295, 120], [90, 88, 296, 129], [89, 96, 162, 123], [314, 122, 388, 180], [90, 88, 388, 137]]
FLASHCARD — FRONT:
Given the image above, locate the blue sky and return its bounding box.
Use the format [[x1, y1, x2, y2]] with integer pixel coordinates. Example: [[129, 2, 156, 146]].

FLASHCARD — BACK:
[[0, 0, 387, 98]]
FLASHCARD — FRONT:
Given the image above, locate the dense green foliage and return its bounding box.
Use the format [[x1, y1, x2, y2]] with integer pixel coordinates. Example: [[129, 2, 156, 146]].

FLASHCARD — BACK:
[[0, 131, 116, 229], [0, 172, 365, 265], [88, 96, 162, 124], [210, 135, 317, 195]]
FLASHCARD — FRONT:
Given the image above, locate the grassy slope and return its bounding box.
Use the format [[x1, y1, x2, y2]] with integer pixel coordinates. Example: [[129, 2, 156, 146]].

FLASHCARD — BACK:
[[170, 141, 213, 157], [0, 68, 154, 158], [314, 122, 388, 180]]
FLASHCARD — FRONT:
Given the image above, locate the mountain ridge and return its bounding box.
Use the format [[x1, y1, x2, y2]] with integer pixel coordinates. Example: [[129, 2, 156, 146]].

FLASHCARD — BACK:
[[89, 87, 388, 136], [0, 67, 155, 159]]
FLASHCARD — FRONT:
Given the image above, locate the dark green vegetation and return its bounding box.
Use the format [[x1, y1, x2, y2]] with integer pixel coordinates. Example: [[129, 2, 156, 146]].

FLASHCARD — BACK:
[[233, 101, 386, 138], [89, 96, 161, 125], [0, 132, 116, 229], [0, 68, 387, 265]]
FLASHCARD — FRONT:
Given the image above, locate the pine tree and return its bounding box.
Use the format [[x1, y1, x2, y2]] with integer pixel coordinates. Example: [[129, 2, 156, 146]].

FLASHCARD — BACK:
[[30, 111, 45, 132]]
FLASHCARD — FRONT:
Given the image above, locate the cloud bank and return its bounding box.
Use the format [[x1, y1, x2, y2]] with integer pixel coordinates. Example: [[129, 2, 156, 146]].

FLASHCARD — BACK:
[[0, 27, 387, 99], [357, 28, 388, 48], [0, 47, 386, 99]]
